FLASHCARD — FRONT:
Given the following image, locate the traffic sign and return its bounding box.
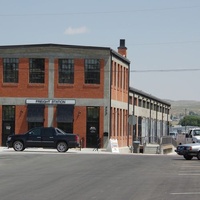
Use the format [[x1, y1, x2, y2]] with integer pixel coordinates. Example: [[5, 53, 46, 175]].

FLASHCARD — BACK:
[[128, 115, 137, 125]]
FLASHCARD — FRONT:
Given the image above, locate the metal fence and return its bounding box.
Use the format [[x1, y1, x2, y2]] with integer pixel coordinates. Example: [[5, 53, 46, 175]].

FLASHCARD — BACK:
[[134, 136, 177, 147], [159, 136, 178, 147]]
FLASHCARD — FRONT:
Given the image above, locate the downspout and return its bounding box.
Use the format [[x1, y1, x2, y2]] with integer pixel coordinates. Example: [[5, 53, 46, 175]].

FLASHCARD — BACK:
[[109, 50, 112, 140], [162, 104, 164, 137], [149, 100, 152, 143], [167, 106, 170, 135], [127, 63, 130, 147], [156, 103, 158, 141]]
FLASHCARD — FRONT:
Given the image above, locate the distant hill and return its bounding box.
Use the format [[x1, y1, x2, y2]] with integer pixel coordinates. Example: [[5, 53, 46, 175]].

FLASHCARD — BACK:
[[164, 100, 200, 117]]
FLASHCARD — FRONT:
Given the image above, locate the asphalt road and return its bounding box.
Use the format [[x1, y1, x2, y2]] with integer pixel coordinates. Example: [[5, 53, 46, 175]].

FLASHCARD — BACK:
[[0, 151, 200, 200]]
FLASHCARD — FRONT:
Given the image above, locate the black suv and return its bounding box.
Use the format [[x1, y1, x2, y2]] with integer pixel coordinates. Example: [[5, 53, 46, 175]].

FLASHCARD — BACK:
[[6, 127, 80, 152]]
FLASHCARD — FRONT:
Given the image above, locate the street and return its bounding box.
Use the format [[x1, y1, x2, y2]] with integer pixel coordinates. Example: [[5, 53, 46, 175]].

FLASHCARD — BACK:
[[0, 150, 200, 200]]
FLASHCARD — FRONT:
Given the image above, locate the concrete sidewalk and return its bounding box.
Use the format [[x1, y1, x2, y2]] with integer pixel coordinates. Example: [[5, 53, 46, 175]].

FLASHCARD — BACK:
[[0, 146, 130, 154], [0, 146, 177, 155]]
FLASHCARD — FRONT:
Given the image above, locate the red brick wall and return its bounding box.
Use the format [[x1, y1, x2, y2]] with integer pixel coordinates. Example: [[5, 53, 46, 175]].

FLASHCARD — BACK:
[[0, 58, 48, 98], [15, 106, 28, 134], [0, 106, 2, 145], [54, 58, 104, 98], [0, 55, 115, 148], [110, 60, 129, 147], [73, 106, 86, 147]]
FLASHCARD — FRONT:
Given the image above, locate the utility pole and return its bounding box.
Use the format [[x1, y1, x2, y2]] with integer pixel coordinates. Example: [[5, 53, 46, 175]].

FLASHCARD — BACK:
[[185, 109, 187, 133]]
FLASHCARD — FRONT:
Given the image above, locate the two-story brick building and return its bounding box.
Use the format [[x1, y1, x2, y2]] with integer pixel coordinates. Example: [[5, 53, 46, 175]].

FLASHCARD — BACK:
[[0, 40, 130, 148]]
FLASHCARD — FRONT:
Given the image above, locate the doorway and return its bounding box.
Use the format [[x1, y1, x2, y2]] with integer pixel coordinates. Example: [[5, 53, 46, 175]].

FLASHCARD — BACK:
[[86, 107, 100, 148], [2, 105, 15, 146], [2, 121, 15, 146]]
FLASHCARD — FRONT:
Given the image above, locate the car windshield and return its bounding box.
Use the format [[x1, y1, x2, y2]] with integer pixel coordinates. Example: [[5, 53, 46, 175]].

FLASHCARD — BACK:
[[194, 130, 200, 136], [170, 133, 176, 136]]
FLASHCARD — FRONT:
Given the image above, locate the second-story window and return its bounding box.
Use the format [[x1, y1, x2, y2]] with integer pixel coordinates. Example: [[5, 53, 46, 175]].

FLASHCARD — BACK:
[[85, 59, 100, 84], [58, 59, 74, 84], [143, 100, 146, 108], [3, 58, 19, 83], [29, 58, 45, 83], [138, 99, 142, 107]]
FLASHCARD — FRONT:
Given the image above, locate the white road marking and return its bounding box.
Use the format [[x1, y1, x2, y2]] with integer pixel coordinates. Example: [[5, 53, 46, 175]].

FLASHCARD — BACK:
[[171, 192, 200, 195], [178, 174, 200, 175]]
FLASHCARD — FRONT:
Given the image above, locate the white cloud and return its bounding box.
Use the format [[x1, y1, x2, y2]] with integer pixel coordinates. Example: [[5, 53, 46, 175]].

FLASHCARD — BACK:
[[64, 26, 89, 35]]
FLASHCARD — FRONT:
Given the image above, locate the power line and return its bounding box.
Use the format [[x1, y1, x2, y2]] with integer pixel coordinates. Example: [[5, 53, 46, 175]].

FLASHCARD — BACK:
[[128, 40, 200, 46], [131, 68, 200, 73], [0, 5, 200, 17], [0, 67, 200, 73]]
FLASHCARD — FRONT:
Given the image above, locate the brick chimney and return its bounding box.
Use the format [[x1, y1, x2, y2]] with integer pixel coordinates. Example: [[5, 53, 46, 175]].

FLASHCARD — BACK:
[[118, 39, 127, 57]]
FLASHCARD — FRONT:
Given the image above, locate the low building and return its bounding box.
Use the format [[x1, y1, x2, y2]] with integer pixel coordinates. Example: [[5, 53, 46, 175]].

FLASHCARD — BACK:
[[129, 87, 171, 145], [0, 40, 130, 148]]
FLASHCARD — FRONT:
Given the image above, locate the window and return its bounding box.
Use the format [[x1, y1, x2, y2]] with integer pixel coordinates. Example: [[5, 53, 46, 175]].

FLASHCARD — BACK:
[[2, 105, 15, 120], [134, 98, 137, 106], [87, 107, 99, 121], [123, 67, 126, 90], [194, 130, 200, 136], [28, 128, 41, 136], [29, 58, 45, 83], [143, 100, 146, 108], [3, 58, 18, 83], [58, 59, 74, 84], [85, 59, 100, 84], [129, 96, 133, 105], [43, 128, 54, 137], [114, 62, 116, 86], [138, 99, 142, 107]]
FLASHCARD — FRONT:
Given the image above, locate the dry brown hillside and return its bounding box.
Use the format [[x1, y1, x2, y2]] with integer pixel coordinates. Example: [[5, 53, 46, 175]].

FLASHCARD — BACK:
[[165, 100, 200, 117]]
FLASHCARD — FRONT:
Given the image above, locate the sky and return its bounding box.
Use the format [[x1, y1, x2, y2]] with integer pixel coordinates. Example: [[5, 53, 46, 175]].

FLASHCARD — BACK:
[[0, 0, 200, 101]]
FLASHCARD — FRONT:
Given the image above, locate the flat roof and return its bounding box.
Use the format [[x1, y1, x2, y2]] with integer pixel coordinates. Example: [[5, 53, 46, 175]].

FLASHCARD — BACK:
[[0, 43, 130, 64], [129, 86, 171, 106]]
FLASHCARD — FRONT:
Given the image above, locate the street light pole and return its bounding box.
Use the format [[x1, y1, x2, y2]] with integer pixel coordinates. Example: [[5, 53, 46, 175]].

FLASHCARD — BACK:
[[185, 108, 187, 133]]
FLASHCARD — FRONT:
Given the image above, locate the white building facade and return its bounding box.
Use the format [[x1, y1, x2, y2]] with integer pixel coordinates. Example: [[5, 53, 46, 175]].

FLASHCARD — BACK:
[[129, 87, 171, 145]]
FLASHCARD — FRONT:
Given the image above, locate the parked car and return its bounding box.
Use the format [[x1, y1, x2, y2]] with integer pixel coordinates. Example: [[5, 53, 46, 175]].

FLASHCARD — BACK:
[[6, 127, 80, 152], [175, 143, 200, 160]]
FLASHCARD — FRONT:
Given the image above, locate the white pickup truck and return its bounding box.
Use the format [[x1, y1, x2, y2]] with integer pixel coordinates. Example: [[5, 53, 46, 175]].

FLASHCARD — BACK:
[[175, 128, 200, 160], [185, 128, 200, 143]]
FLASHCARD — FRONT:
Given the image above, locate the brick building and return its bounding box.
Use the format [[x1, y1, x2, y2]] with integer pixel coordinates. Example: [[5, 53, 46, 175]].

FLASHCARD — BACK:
[[0, 40, 130, 148]]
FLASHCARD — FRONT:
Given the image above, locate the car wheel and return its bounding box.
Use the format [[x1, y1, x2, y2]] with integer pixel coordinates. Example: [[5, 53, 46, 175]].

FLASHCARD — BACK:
[[197, 152, 200, 160], [13, 141, 25, 151], [57, 142, 68, 152], [183, 155, 193, 160]]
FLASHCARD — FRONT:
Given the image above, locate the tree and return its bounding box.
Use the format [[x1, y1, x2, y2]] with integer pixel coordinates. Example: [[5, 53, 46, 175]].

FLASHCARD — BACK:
[[179, 115, 200, 126], [189, 111, 198, 116]]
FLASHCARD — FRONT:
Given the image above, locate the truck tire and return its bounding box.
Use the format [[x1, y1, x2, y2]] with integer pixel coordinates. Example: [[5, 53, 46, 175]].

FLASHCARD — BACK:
[[183, 155, 193, 160], [13, 141, 25, 151], [197, 152, 200, 160], [57, 142, 68, 152]]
